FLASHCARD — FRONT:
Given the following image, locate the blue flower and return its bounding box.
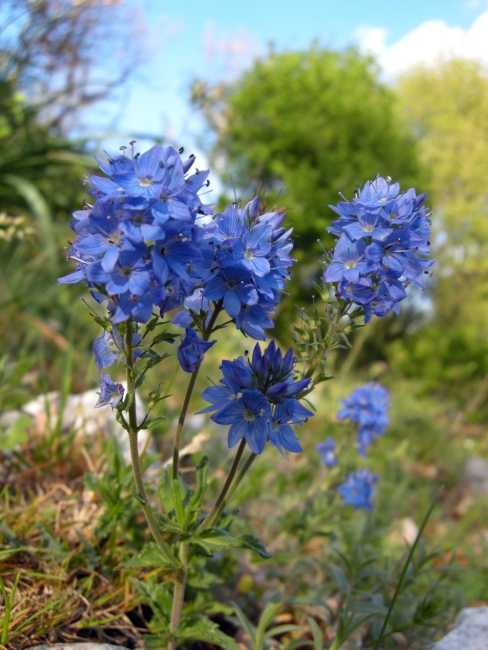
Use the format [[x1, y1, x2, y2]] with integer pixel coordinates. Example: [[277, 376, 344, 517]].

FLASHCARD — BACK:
[[177, 328, 216, 373], [93, 329, 143, 371], [233, 223, 273, 277], [204, 264, 258, 318], [338, 468, 379, 511], [269, 399, 309, 458], [316, 438, 337, 466], [95, 373, 125, 409], [109, 145, 166, 198], [324, 234, 372, 283], [211, 389, 272, 455], [337, 382, 390, 456]]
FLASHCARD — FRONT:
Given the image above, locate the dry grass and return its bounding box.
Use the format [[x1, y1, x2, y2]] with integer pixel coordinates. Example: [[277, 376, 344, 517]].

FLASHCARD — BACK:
[[0, 429, 149, 649]]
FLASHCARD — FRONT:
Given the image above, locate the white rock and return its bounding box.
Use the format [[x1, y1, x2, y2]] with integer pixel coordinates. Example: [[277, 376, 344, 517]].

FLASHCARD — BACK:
[[430, 607, 488, 649], [464, 457, 488, 494], [0, 387, 149, 463]]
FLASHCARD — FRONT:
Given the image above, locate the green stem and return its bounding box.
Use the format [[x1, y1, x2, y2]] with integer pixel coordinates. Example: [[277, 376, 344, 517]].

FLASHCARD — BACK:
[[196, 439, 247, 534], [169, 542, 189, 645], [172, 367, 201, 481], [171, 300, 222, 481], [125, 320, 175, 565]]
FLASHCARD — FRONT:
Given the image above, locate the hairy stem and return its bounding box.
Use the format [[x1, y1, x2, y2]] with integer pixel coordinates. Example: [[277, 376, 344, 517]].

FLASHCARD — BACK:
[[196, 439, 247, 534], [169, 542, 189, 647], [171, 300, 222, 480], [125, 319, 175, 565]]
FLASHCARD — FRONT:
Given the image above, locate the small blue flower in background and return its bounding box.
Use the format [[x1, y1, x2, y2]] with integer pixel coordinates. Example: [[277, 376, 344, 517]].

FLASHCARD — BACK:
[[324, 176, 435, 322], [177, 328, 216, 373], [338, 468, 379, 511], [316, 437, 337, 466], [337, 382, 390, 456], [95, 374, 125, 409]]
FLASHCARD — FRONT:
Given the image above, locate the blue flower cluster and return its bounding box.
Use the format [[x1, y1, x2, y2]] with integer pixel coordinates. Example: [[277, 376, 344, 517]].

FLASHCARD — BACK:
[[178, 198, 294, 340], [337, 382, 390, 456], [338, 468, 379, 511], [58, 144, 214, 325], [324, 176, 435, 322], [199, 341, 312, 456]]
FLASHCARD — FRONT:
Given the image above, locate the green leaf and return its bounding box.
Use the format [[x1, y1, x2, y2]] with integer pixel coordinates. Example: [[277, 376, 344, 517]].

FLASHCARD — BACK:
[[172, 479, 186, 528], [185, 455, 209, 527], [152, 330, 178, 345], [256, 594, 283, 639], [157, 467, 192, 517], [282, 640, 315, 650], [132, 491, 184, 538], [145, 315, 160, 332], [115, 410, 129, 431], [177, 617, 240, 650], [76, 531, 99, 570], [0, 523, 23, 548], [232, 601, 256, 642], [35, 521, 64, 556], [121, 542, 176, 569], [140, 415, 167, 430], [187, 528, 271, 558], [158, 467, 176, 513], [307, 616, 324, 650], [329, 563, 348, 593], [265, 624, 302, 639]]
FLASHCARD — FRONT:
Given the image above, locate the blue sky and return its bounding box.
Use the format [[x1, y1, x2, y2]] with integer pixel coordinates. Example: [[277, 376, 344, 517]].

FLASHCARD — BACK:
[[90, 0, 488, 167]]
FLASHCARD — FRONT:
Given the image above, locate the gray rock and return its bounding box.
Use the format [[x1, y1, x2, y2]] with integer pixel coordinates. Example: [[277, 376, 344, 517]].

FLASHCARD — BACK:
[[464, 456, 488, 494], [430, 607, 488, 649]]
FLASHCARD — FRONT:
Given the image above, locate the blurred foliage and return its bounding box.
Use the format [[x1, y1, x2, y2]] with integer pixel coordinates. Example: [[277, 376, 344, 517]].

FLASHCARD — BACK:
[[193, 46, 424, 341], [1, 0, 140, 131], [384, 59, 488, 396]]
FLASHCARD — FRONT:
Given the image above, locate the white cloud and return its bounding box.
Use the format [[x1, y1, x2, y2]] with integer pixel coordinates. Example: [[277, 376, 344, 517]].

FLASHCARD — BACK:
[[355, 9, 488, 76]]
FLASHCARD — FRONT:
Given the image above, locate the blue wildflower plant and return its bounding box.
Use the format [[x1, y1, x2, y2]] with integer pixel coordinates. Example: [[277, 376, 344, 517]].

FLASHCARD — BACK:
[[59, 146, 434, 647], [337, 382, 391, 456]]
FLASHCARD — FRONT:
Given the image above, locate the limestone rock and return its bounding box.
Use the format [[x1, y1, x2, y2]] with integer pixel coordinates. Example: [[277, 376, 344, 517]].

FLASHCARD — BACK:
[[464, 456, 488, 494], [430, 607, 488, 649]]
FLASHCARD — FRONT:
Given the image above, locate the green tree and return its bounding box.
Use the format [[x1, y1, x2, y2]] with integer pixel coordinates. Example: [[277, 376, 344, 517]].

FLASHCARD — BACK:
[[389, 58, 488, 394], [195, 45, 423, 335]]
